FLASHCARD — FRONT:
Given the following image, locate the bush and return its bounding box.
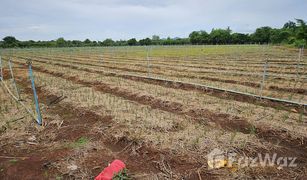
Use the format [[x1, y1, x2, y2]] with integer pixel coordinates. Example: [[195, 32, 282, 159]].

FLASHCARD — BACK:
[[293, 39, 306, 48]]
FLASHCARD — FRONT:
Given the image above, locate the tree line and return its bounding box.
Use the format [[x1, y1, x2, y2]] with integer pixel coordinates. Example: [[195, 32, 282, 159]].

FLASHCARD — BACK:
[[0, 19, 306, 48]]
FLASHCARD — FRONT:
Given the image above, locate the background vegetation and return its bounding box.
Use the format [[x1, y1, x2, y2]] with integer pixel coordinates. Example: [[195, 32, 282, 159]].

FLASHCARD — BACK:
[[0, 19, 306, 48]]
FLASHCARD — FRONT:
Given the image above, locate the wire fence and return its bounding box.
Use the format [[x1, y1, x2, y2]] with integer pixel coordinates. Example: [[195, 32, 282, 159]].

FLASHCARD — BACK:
[[0, 57, 42, 125], [1, 45, 306, 108]]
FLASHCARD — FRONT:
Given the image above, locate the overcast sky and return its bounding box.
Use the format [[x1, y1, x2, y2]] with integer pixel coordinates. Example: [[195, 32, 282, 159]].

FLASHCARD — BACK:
[[0, 0, 306, 41]]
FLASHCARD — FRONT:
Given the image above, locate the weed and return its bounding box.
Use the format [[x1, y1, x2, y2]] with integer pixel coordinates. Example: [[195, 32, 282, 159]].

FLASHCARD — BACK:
[[298, 112, 303, 123], [67, 137, 89, 149], [249, 125, 257, 135], [112, 168, 131, 180], [282, 112, 290, 122], [44, 170, 49, 178], [230, 131, 237, 144], [55, 176, 63, 180], [9, 159, 18, 165]]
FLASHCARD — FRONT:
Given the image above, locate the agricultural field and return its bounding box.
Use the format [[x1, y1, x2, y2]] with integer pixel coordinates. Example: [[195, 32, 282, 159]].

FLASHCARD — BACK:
[[0, 45, 306, 179]]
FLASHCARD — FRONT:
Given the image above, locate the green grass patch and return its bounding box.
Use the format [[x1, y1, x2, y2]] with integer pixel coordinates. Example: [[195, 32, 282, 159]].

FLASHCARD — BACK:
[[9, 159, 18, 165], [55, 176, 63, 180], [67, 137, 89, 149], [113, 168, 131, 180]]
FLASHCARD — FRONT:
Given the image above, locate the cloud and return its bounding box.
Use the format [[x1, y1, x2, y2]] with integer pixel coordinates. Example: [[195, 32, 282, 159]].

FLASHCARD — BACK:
[[0, 0, 306, 40]]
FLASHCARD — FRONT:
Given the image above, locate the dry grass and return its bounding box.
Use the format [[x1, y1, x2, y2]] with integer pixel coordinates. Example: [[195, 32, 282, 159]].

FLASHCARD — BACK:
[[27, 56, 307, 101], [27, 62, 307, 138], [0, 78, 39, 139], [35, 72, 266, 154], [0, 45, 306, 179]]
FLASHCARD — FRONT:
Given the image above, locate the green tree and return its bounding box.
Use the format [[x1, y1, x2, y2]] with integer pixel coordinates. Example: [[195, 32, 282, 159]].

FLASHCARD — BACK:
[[200, 31, 210, 44], [0, 19, 306, 48], [189, 31, 209, 44], [102, 39, 115, 46], [84, 39, 92, 46], [151, 35, 160, 45], [231, 33, 250, 44], [2, 36, 19, 48], [189, 31, 202, 44], [115, 40, 128, 46], [295, 19, 307, 40], [270, 29, 290, 44], [283, 21, 297, 31], [127, 38, 137, 46], [139, 38, 152, 45], [251, 26, 272, 44], [210, 28, 231, 44], [56, 37, 66, 47], [71, 40, 82, 47], [152, 35, 160, 41]]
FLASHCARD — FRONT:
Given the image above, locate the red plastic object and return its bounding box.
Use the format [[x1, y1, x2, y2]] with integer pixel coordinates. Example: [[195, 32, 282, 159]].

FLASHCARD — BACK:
[[95, 160, 126, 180]]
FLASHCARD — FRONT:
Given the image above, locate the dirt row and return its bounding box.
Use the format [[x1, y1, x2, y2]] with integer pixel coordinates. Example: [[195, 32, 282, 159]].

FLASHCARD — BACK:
[[11, 57, 307, 114], [43, 55, 305, 74], [3, 64, 306, 178], [14, 63, 307, 162], [49, 51, 303, 65], [0, 72, 208, 179], [46, 54, 307, 82], [27, 54, 307, 79], [12, 56, 307, 96]]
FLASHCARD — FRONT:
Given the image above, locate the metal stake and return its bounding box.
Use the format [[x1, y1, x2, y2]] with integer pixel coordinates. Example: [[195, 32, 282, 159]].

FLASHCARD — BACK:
[[147, 46, 151, 77], [27, 61, 42, 125], [260, 59, 268, 97], [0, 56, 3, 80], [101, 48, 103, 63], [296, 48, 302, 81], [8, 59, 21, 100]]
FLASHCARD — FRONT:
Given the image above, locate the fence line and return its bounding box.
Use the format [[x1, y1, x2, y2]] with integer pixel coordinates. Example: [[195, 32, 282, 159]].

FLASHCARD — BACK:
[[10, 56, 307, 107], [27, 61, 42, 126], [259, 59, 269, 97], [146, 46, 151, 78], [2, 46, 307, 109], [8, 59, 21, 100], [0, 78, 38, 122], [0, 58, 42, 125], [0, 56, 2, 80], [123, 73, 307, 107]]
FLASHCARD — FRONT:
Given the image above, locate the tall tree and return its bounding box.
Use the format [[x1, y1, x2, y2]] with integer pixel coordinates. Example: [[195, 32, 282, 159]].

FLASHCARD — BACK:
[[127, 38, 137, 46], [151, 35, 160, 45], [210, 28, 231, 44], [200, 31, 210, 44], [270, 29, 290, 44], [189, 31, 202, 44], [283, 21, 296, 31], [56, 37, 66, 47], [231, 33, 250, 44], [102, 39, 115, 46], [139, 38, 152, 45], [251, 26, 272, 44], [2, 36, 19, 48], [84, 38, 92, 45], [295, 19, 307, 40]]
